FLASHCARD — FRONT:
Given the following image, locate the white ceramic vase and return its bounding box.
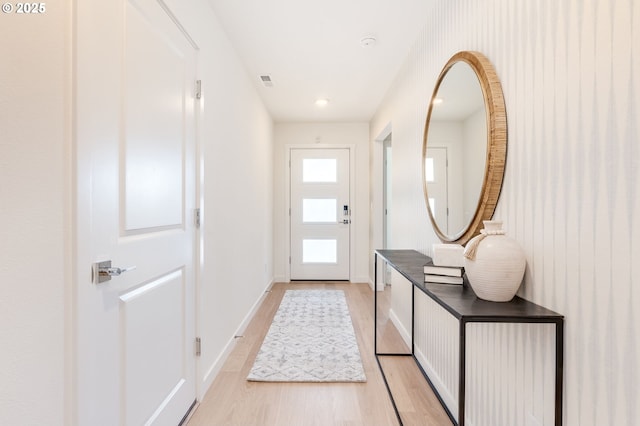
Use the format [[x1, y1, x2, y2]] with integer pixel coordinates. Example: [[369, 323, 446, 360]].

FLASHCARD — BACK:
[[463, 220, 526, 302]]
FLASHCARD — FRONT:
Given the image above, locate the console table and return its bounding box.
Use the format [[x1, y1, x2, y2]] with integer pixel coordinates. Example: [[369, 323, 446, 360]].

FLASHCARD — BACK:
[[374, 249, 564, 426]]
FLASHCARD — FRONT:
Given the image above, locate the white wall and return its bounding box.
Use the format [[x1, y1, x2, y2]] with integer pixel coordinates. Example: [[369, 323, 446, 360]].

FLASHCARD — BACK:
[[274, 123, 369, 283], [370, 0, 639, 424], [0, 3, 71, 425], [163, 0, 275, 396]]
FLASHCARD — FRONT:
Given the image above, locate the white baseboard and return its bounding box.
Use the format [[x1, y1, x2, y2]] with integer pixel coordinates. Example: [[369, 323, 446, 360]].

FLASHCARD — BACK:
[[351, 275, 370, 284], [198, 279, 274, 399], [414, 346, 458, 422], [368, 278, 386, 292], [388, 308, 412, 349]]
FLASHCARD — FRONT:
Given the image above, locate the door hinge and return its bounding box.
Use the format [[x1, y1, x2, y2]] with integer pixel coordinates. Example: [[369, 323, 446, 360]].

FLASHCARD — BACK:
[[194, 208, 201, 228], [195, 337, 201, 356], [195, 80, 202, 99]]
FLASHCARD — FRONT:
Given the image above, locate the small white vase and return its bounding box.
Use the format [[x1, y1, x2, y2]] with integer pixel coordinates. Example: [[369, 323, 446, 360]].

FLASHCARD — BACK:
[[463, 220, 526, 302]]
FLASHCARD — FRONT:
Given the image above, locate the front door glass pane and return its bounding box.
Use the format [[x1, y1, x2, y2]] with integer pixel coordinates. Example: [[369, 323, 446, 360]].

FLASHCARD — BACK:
[[303, 239, 337, 263], [303, 198, 337, 223], [303, 159, 337, 182]]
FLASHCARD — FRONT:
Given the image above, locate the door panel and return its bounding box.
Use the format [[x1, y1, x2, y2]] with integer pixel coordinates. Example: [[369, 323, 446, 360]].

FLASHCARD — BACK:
[[120, 270, 186, 426], [124, 2, 186, 230], [290, 148, 350, 280], [75, 0, 197, 424]]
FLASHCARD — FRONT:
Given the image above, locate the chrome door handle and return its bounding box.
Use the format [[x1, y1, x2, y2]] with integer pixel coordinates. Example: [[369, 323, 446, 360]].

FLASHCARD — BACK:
[[93, 260, 137, 284], [103, 266, 137, 276]]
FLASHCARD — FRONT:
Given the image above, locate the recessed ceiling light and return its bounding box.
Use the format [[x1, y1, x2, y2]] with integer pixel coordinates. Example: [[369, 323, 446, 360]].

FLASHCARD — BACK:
[[315, 98, 329, 107], [360, 36, 377, 48]]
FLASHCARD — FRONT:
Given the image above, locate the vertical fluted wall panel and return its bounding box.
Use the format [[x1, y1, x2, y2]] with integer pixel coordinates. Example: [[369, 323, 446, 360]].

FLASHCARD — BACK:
[[370, 0, 639, 424], [414, 291, 460, 420], [465, 323, 556, 426]]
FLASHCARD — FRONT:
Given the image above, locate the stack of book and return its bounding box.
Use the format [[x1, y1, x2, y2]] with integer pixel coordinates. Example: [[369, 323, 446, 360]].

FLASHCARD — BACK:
[[423, 260, 464, 285]]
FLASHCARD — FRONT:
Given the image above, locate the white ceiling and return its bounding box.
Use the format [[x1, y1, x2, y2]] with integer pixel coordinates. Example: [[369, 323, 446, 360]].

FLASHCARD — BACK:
[[207, 0, 435, 123]]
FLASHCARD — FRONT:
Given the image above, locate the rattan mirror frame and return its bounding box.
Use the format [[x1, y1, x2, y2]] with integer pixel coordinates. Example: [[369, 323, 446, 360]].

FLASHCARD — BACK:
[[422, 51, 507, 245]]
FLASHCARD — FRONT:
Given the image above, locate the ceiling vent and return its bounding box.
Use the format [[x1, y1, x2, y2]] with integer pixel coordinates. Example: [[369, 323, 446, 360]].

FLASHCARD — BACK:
[[259, 75, 273, 87]]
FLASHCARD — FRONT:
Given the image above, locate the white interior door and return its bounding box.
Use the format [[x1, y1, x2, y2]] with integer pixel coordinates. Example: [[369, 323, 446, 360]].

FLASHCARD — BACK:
[[425, 147, 449, 234], [290, 148, 350, 280], [75, 0, 198, 424]]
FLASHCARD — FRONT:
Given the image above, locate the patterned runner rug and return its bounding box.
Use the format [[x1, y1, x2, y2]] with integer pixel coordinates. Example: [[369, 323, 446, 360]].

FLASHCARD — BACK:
[[247, 289, 366, 382]]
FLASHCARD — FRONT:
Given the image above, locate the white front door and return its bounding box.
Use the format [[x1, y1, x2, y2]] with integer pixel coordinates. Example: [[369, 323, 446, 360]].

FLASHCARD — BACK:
[[75, 0, 198, 424], [290, 148, 351, 280]]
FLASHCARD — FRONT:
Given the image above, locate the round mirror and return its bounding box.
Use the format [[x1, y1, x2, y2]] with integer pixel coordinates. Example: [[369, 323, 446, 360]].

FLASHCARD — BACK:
[[422, 51, 506, 245]]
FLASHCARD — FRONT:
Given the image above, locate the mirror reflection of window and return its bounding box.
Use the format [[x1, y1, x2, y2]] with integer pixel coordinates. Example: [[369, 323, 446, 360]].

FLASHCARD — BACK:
[[425, 158, 435, 182]]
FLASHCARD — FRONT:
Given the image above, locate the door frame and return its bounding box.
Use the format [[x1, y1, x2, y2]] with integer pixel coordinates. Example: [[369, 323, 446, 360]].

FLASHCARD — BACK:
[[373, 123, 392, 291], [382, 134, 392, 286], [383, 135, 392, 251], [285, 144, 356, 282]]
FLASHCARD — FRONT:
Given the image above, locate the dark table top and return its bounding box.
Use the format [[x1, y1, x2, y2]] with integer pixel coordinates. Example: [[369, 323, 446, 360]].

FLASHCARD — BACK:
[[375, 249, 563, 322]]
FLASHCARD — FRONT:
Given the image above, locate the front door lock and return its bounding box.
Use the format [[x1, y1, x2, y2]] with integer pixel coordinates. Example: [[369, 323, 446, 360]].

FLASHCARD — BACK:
[[342, 204, 351, 224], [92, 260, 137, 284]]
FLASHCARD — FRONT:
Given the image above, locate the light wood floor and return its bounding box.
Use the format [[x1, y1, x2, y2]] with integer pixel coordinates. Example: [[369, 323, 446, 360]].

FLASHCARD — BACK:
[[187, 282, 452, 426]]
